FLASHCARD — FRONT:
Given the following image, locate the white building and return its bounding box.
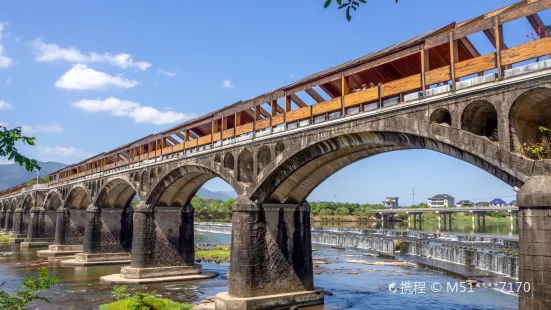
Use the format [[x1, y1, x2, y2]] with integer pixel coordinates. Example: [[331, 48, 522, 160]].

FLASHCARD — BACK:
[[382, 197, 399, 209], [428, 194, 455, 208]]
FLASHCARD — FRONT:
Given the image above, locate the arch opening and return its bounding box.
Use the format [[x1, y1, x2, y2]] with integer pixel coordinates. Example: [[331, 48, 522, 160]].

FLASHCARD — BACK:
[[461, 100, 498, 140], [250, 132, 522, 205], [223, 153, 235, 170], [275, 142, 285, 156], [237, 149, 254, 182], [430, 108, 452, 126], [510, 88, 551, 159], [257, 146, 272, 174]]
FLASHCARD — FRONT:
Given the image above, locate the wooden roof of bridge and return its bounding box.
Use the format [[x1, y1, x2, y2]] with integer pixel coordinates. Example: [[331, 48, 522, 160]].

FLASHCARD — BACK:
[[46, 0, 549, 178]]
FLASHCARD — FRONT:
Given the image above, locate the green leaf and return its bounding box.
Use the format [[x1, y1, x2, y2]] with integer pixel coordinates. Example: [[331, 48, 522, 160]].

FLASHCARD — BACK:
[[338, 3, 350, 9], [324, 0, 332, 8], [346, 6, 352, 21], [336, 0, 342, 5]]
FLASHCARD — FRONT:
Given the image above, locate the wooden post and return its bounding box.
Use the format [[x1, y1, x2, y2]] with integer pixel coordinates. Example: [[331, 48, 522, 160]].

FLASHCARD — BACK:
[[234, 108, 238, 138], [341, 75, 350, 115], [284, 94, 291, 128], [270, 98, 276, 128], [494, 15, 504, 79], [449, 32, 458, 89], [377, 83, 382, 108], [421, 49, 429, 98]]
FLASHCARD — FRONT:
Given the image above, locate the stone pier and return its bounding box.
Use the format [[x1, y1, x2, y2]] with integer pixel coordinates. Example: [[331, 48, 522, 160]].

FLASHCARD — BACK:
[[215, 196, 323, 310], [37, 207, 84, 258], [101, 202, 216, 284], [518, 176, 551, 310], [20, 207, 55, 249]]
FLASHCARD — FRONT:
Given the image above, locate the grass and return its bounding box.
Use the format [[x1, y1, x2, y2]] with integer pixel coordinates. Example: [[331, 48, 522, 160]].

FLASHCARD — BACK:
[[99, 297, 193, 310], [195, 245, 230, 261], [0, 234, 11, 243]]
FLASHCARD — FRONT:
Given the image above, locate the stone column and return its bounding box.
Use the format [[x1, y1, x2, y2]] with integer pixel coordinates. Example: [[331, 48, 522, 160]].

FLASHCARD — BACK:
[[129, 203, 156, 269], [217, 196, 323, 309], [54, 207, 69, 245], [179, 204, 194, 265], [12, 208, 23, 235], [26, 208, 41, 239], [229, 196, 314, 297], [448, 213, 452, 227], [83, 205, 102, 254], [518, 176, 551, 310], [0, 209, 5, 233], [5, 210, 13, 232]]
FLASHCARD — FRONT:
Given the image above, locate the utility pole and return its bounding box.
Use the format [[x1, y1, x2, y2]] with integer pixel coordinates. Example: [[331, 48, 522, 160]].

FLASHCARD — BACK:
[[412, 187, 415, 206]]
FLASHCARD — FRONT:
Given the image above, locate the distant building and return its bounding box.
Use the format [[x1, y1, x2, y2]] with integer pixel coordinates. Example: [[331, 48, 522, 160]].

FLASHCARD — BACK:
[[382, 197, 399, 209], [456, 200, 474, 207], [428, 194, 455, 208], [489, 198, 508, 207], [508, 200, 517, 206], [475, 201, 489, 207]]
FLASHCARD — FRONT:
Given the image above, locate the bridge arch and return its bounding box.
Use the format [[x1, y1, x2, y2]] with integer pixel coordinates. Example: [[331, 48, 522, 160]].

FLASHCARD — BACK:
[[223, 153, 235, 170], [249, 129, 526, 205], [509, 87, 551, 157], [257, 145, 271, 174], [461, 100, 498, 140], [64, 186, 92, 209], [95, 178, 138, 209], [43, 190, 62, 210], [430, 108, 452, 126], [237, 148, 254, 182], [275, 141, 285, 156]]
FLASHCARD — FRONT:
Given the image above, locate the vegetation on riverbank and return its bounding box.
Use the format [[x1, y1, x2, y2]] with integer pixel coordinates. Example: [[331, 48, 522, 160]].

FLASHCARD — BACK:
[[394, 210, 513, 223], [0, 267, 59, 310], [195, 245, 230, 263], [0, 235, 11, 243], [310, 201, 383, 221], [100, 286, 192, 310]]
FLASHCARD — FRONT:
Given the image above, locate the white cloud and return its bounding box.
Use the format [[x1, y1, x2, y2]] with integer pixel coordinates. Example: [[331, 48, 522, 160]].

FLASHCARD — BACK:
[[159, 69, 176, 77], [37, 146, 92, 159], [72, 97, 194, 125], [55, 64, 138, 90], [0, 100, 12, 110], [0, 23, 14, 69], [21, 122, 63, 133], [6, 77, 11, 84], [0, 121, 7, 127], [222, 79, 235, 89], [32, 38, 151, 71]]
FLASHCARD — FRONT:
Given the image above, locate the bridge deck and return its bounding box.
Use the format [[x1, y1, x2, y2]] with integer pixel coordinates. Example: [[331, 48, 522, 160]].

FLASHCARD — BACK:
[[374, 206, 519, 213]]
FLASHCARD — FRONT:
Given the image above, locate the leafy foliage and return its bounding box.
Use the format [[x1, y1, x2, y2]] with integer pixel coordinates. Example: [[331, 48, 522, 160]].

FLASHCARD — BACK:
[[519, 126, 551, 160], [324, 0, 398, 21], [0, 267, 60, 310], [0, 126, 41, 172], [101, 286, 192, 310]]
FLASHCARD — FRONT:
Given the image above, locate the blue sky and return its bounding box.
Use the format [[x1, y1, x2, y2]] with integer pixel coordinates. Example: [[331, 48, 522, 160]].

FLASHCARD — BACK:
[[0, 0, 546, 204]]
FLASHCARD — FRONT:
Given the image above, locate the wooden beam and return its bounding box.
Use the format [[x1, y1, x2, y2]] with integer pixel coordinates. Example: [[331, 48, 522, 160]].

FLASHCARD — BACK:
[[494, 15, 504, 79], [527, 13, 549, 37], [421, 49, 429, 97], [459, 37, 481, 58], [166, 136, 179, 145], [483, 28, 509, 49], [320, 85, 338, 98], [449, 32, 458, 87], [257, 106, 271, 118], [290, 94, 307, 107], [341, 75, 350, 114], [175, 131, 186, 141], [305, 88, 325, 103], [285, 95, 292, 112]]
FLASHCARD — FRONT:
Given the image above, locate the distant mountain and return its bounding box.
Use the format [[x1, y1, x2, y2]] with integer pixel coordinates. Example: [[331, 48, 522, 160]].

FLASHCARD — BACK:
[[0, 161, 66, 191], [196, 188, 236, 201]]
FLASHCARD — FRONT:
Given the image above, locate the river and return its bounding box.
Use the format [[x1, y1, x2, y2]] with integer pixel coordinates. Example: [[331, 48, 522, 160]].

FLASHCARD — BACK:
[[0, 229, 518, 310]]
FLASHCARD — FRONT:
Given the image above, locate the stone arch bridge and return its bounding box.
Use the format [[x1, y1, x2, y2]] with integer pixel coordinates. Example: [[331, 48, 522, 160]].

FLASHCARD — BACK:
[[2, 1, 551, 307]]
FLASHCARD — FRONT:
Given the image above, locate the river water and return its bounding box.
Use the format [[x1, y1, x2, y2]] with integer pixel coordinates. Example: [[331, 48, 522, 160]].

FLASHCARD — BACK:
[[0, 230, 518, 310]]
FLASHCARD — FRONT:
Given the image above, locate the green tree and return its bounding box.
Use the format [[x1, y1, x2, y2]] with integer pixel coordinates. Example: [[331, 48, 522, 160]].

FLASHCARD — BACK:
[[324, 0, 399, 21], [0, 126, 41, 172], [0, 267, 59, 310], [334, 206, 350, 216]]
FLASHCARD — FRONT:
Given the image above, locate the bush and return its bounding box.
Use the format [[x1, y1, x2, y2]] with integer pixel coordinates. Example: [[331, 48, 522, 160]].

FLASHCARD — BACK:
[[100, 286, 192, 310], [0, 267, 60, 310]]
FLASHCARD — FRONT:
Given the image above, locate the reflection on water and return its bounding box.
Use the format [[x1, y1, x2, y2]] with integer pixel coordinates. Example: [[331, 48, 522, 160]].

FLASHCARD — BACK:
[[0, 231, 517, 310], [313, 220, 518, 238]]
